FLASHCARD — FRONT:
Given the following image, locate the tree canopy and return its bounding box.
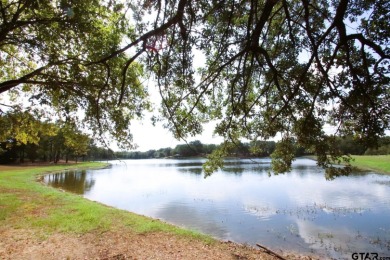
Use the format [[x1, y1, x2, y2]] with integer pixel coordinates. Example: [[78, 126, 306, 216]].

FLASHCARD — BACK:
[[1, 0, 389, 177], [0, 0, 149, 149], [0, 112, 91, 164]]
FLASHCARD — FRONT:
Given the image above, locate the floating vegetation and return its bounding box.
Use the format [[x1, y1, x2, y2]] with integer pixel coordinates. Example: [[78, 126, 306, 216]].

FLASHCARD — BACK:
[[245, 205, 271, 214], [315, 203, 367, 215], [286, 224, 299, 236], [318, 232, 334, 239], [243, 205, 274, 220], [370, 237, 381, 245], [333, 245, 343, 252], [373, 180, 390, 186], [354, 233, 390, 251], [272, 203, 368, 221], [355, 230, 363, 239]]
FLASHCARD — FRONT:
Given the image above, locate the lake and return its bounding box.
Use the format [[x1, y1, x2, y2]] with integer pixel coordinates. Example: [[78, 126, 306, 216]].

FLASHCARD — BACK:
[[44, 158, 390, 259]]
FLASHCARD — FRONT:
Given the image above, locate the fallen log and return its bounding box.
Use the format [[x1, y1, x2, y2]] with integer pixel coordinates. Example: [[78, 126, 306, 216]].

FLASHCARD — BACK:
[[256, 243, 286, 260]]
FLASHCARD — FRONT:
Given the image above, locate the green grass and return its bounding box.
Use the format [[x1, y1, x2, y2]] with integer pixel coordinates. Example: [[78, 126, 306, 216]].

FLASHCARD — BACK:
[[303, 154, 390, 174], [0, 193, 21, 221], [0, 162, 214, 243], [350, 155, 390, 174]]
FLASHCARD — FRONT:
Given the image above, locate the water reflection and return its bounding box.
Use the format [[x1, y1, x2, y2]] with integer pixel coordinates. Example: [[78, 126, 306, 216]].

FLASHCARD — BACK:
[[177, 167, 203, 175], [156, 202, 229, 238], [373, 180, 390, 186], [44, 158, 390, 259], [222, 166, 244, 175], [44, 170, 95, 194]]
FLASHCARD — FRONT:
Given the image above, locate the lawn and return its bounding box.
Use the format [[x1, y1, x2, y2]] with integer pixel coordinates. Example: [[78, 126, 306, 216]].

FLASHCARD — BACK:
[[350, 155, 390, 174]]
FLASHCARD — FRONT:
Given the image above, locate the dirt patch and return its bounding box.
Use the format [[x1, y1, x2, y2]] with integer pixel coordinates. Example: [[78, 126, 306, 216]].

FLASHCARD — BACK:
[[0, 228, 315, 260], [0, 161, 77, 170], [0, 165, 34, 171]]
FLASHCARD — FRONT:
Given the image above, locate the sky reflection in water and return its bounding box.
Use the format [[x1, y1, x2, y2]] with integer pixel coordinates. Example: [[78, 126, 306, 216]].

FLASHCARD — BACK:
[[44, 158, 390, 259]]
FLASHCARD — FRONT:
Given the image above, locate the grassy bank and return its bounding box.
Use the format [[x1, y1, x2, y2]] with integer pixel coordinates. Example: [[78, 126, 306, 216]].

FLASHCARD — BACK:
[[349, 155, 390, 174], [0, 162, 213, 241], [304, 155, 390, 174]]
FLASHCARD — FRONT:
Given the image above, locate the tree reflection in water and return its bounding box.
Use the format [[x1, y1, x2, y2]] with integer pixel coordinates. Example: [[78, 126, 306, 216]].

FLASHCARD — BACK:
[[45, 170, 95, 194]]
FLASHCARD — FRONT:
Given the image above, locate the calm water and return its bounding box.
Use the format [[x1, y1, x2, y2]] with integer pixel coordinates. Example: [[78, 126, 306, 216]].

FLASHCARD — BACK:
[[44, 158, 390, 259]]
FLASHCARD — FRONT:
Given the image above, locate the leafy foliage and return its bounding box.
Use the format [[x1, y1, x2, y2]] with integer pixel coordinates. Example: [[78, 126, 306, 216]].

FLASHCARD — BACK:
[[0, 111, 91, 163], [0, 0, 149, 149], [270, 137, 296, 173], [0, 108, 52, 146]]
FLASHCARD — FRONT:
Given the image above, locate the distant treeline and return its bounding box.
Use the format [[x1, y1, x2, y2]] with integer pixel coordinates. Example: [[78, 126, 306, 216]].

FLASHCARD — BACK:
[[112, 136, 390, 160], [2, 130, 389, 164]]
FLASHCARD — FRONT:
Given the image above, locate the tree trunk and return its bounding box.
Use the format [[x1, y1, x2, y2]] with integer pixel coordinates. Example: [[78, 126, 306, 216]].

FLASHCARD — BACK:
[[20, 146, 25, 163]]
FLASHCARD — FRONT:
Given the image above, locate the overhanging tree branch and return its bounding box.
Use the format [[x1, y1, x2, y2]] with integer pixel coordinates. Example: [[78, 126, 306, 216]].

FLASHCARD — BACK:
[[0, 61, 65, 94], [89, 0, 189, 65]]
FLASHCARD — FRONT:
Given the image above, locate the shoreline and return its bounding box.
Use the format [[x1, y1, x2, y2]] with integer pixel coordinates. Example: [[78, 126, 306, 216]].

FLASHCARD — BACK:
[[300, 155, 390, 175], [0, 162, 316, 259]]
